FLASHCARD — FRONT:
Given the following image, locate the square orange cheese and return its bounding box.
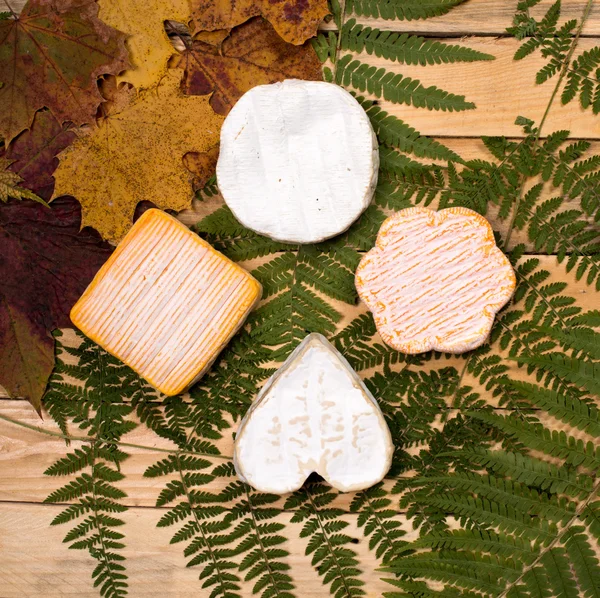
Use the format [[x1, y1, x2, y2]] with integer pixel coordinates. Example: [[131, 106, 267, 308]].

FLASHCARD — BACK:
[[71, 209, 262, 396]]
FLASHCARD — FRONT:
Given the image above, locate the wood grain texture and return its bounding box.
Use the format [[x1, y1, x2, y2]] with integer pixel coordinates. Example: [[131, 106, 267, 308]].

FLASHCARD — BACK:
[[347, 37, 600, 138], [322, 0, 600, 36], [0, 395, 589, 508], [0, 501, 408, 597], [3, 0, 600, 595]]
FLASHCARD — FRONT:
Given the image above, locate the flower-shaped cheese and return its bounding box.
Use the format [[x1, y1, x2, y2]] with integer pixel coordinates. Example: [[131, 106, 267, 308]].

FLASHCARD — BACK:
[[356, 207, 516, 354]]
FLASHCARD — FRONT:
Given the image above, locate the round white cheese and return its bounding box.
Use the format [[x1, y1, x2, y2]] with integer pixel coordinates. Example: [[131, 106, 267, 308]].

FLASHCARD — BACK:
[[217, 80, 379, 244]]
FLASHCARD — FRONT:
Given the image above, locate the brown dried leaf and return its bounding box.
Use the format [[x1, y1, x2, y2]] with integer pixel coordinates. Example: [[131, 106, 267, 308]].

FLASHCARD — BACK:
[[3, 110, 76, 202], [0, 197, 113, 412], [190, 0, 329, 45], [179, 17, 323, 115], [183, 144, 220, 190], [97, 0, 191, 89], [0, 0, 130, 143]]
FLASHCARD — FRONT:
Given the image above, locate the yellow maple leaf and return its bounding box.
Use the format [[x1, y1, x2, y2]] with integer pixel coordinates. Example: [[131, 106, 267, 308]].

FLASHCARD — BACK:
[[52, 71, 224, 244], [97, 0, 191, 90]]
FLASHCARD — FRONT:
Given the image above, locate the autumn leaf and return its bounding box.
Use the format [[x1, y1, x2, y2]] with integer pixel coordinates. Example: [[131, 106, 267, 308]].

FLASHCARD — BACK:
[[97, 0, 190, 89], [0, 0, 130, 144], [183, 144, 220, 190], [52, 70, 224, 244], [177, 17, 323, 115], [0, 158, 46, 204], [0, 196, 113, 413], [2, 110, 76, 201], [190, 0, 329, 45]]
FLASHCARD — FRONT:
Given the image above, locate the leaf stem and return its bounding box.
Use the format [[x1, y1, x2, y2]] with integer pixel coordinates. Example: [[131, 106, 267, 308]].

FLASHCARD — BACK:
[[2, 0, 16, 18], [244, 486, 284, 596], [0, 412, 232, 459], [90, 443, 123, 596], [176, 453, 231, 595], [307, 487, 355, 597]]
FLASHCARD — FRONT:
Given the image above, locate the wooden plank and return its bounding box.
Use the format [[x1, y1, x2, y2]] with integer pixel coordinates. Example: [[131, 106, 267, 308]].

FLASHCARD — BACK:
[[0, 501, 407, 597], [0, 400, 440, 506], [322, 0, 600, 37], [8, 0, 600, 36], [6, 0, 26, 13], [7, 7, 600, 136], [346, 37, 600, 138]]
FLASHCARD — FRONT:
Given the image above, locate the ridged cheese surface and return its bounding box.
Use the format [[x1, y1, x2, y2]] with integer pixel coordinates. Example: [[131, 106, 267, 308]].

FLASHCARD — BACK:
[[217, 79, 379, 244], [234, 334, 393, 494], [71, 209, 261, 395], [356, 207, 516, 354]]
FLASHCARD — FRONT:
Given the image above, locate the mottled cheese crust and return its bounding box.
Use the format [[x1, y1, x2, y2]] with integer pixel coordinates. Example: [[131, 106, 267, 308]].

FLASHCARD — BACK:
[[71, 209, 261, 395], [234, 333, 393, 494], [217, 79, 379, 244], [356, 207, 516, 354]]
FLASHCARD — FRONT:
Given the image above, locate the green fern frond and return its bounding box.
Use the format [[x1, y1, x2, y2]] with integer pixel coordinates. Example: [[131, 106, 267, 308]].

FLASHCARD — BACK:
[[403, 471, 576, 523], [312, 30, 338, 63], [536, 325, 600, 360], [562, 46, 600, 113], [414, 529, 537, 562], [513, 353, 600, 396], [342, 19, 494, 65], [336, 55, 475, 111], [357, 97, 462, 162], [350, 484, 407, 563], [563, 528, 600, 597], [286, 484, 365, 598], [346, 0, 468, 21], [40, 332, 173, 598], [507, 380, 600, 439], [469, 411, 600, 472], [382, 552, 511, 594], [412, 492, 556, 541], [459, 447, 593, 497]]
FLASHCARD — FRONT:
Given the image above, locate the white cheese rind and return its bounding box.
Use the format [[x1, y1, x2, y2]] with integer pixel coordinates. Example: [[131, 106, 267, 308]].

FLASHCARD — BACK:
[[217, 79, 379, 244], [234, 333, 393, 494]]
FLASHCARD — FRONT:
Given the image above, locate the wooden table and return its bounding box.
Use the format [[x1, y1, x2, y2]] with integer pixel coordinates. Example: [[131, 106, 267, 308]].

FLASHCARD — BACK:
[[1, 1, 599, 596]]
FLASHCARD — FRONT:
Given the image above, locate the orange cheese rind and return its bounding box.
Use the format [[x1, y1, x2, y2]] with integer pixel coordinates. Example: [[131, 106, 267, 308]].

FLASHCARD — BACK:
[[71, 209, 262, 395], [356, 207, 516, 354]]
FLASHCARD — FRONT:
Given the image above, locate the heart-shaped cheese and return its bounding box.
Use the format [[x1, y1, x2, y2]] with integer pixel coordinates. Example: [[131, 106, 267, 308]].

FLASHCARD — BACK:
[[234, 333, 393, 494]]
